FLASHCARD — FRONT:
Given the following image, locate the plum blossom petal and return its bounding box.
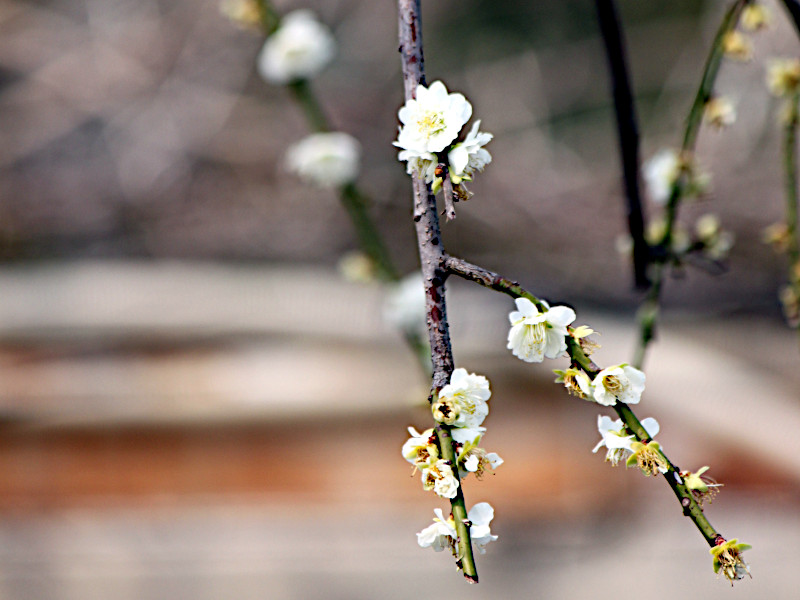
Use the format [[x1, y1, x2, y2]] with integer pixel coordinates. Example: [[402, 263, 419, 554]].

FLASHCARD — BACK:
[[394, 81, 472, 154], [507, 298, 576, 363]]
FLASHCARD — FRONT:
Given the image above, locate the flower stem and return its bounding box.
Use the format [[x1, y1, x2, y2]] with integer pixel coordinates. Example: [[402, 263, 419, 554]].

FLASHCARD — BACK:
[[444, 255, 726, 548], [632, 0, 749, 369], [398, 0, 477, 583]]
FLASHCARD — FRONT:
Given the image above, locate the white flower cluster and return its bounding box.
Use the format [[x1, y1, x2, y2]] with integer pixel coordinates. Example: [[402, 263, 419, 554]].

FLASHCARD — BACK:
[[403, 368, 501, 555], [394, 81, 492, 197]]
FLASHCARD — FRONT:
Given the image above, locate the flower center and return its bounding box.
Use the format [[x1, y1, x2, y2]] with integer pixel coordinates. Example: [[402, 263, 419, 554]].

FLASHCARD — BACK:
[[603, 374, 623, 394], [417, 110, 446, 139]]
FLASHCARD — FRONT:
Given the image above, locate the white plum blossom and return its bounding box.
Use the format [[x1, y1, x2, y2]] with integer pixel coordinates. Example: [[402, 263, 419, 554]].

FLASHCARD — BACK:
[[421, 459, 460, 499], [416, 507, 457, 552], [592, 415, 660, 466], [416, 502, 498, 554], [447, 120, 493, 183], [382, 272, 426, 334], [285, 132, 360, 188], [462, 449, 504, 477], [643, 148, 680, 205], [590, 364, 646, 406], [438, 368, 491, 428], [257, 10, 335, 84], [467, 502, 499, 553], [394, 81, 472, 155], [507, 297, 576, 363], [401, 426, 437, 469]]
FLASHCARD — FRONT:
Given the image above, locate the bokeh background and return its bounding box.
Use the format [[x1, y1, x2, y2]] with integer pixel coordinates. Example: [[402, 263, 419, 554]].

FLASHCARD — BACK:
[[0, 0, 798, 598]]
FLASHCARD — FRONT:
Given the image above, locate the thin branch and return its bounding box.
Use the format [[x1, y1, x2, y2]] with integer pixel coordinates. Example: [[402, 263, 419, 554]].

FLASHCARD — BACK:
[[398, 0, 478, 583], [444, 255, 726, 548], [632, 0, 749, 369], [594, 0, 649, 290], [782, 90, 800, 344]]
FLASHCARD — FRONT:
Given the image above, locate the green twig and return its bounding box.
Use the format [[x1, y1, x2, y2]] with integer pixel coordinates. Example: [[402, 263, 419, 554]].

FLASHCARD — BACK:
[[444, 255, 726, 548], [633, 0, 750, 369]]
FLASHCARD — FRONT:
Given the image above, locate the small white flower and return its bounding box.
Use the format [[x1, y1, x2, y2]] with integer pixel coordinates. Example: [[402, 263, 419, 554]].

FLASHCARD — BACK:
[[467, 502, 498, 553], [416, 502, 498, 554], [416, 507, 457, 552], [643, 148, 680, 205], [421, 459, 460, 499], [394, 81, 473, 155], [285, 132, 360, 188], [383, 272, 426, 334], [590, 364, 645, 406], [401, 426, 437, 469], [507, 298, 576, 363], [257, 10, 335, 84], [447, 120, 493, 183], [592, 415, 659, 466], [462, 449, 503, 477], [438, 368, 491, 429]]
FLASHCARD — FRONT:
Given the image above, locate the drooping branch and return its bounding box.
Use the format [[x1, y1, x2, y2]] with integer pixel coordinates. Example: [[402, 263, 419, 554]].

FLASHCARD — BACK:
[[397, 0, 478, 583], [632, 0, 750, 369], [444, 255, 725, 548], [594, 0, 649, 290]]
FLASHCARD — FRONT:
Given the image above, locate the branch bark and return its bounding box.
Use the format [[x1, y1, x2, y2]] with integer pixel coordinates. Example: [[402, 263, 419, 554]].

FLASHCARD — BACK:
[[397, 0, 478, 583]]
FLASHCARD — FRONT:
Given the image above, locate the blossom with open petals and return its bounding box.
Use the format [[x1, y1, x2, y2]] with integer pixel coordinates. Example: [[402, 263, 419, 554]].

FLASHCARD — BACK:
[[438, 368, 491, 429], [416, 507, 457, 552], [421, 459, 459, 499], [467, 502, 498, 553], [401, 426, 438, 470], [394, 81, 472, 155], [448, 120, 492, 183], [285, 132, 360, 188], [257, 10, 335, 84], [507, 298, 576, 363], [416, 502, 498, 554], [592, 415, 659, 466], [590, 364, 645, 406]]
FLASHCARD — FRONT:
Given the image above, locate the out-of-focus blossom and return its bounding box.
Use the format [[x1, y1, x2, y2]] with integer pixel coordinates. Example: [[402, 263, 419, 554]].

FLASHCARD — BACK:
[[285, 132, 360, 188], [257, 10, 335, 84]]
